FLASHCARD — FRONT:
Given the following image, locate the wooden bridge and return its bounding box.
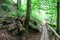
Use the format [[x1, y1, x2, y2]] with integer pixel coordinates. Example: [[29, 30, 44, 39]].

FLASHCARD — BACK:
[[39, 23, 60, 40], [40, 25, 49, 40]]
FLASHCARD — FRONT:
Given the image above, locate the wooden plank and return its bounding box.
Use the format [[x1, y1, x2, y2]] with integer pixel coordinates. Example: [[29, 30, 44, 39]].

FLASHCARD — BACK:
[[40, 25, 49, 40], [44, 26, 49, 40]]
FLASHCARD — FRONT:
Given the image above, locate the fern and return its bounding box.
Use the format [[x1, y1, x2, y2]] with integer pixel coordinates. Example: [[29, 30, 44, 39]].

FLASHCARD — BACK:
[[8, 11, 17, 18], [1, 4, 12, 12]]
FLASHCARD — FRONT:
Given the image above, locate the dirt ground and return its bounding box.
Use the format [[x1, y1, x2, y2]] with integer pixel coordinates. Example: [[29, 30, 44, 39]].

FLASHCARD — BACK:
[[0, 29, 40, 40]]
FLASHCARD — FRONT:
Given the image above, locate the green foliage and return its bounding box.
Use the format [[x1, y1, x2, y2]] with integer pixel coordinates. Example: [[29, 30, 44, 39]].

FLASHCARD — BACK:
[[1, 4, 12, 12], [8, 11, 17, 18], [29, 22, 39, 30], [0, 0, 58, 33], [48, 22, 56, 30], [0, 18, 4, 23], [0, 10, 1, 13], [0, 10, 4, 23]]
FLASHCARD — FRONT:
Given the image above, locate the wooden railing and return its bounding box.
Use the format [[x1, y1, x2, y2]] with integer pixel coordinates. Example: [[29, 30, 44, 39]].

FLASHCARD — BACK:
[[46, 24, 60, 40]]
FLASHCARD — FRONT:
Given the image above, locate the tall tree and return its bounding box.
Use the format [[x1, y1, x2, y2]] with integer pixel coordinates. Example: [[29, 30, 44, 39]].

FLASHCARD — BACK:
[[17, 0, 21, 17], [59, 1, 60, 35], [24, 0, 31, 32], [16, 0, 22, 34], [56, 0, 60, 34]]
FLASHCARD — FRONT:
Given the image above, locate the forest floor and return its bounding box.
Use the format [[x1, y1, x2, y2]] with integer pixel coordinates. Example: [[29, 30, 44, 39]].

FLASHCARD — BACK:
[[0, 28, 40, 40], [0, 7, 40, 40], [0, 24, 56, 40]]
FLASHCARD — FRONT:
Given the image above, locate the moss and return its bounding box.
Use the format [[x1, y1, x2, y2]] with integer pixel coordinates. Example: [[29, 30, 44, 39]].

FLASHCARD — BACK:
[[7, 27, 16, 32]]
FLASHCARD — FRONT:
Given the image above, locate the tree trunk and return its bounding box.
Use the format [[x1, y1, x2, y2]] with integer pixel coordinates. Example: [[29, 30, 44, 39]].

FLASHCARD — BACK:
[[16, 0, 21, 34], [24, 0, 31, 32], [56, 0, 59, 34]]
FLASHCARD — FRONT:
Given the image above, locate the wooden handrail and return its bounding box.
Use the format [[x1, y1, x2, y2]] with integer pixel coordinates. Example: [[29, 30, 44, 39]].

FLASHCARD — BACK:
[[47, 24, 60, 39]]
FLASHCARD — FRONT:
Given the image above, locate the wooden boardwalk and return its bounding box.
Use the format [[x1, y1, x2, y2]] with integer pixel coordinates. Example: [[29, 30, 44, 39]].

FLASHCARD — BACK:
[[40, 25, 49, 40]]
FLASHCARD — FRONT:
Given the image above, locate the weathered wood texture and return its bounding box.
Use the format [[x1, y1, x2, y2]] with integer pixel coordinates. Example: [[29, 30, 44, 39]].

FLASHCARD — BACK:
[[40, 25, 49, 40]]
